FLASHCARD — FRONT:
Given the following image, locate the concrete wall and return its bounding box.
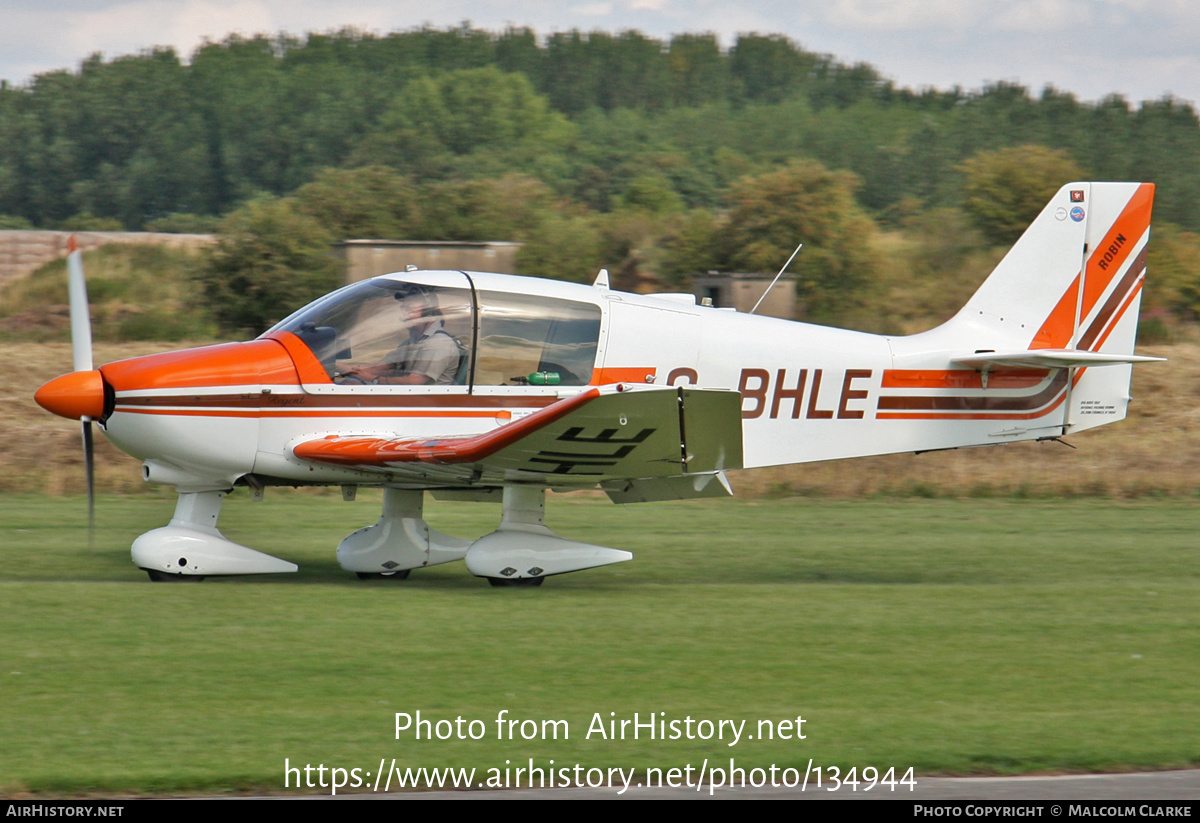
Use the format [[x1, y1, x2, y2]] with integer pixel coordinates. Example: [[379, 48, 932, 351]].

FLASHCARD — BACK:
[[335, 240, 522, 282], [0, 230, 213, 291], [0, 231, 215, 289], [691, 272, 798, 320]]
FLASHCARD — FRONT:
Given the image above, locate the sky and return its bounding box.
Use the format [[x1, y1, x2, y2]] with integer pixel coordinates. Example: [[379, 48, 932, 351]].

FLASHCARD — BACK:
[[2, 0, 1200, 107]]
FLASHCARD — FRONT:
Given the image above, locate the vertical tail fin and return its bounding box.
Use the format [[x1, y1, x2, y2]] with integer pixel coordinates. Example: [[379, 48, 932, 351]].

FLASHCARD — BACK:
[[952, 182, 1154, 355]]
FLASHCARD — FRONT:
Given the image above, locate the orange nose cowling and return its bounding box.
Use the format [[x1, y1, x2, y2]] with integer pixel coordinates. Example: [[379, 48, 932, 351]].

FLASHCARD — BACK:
[[35, 369, 107, 420], [36, 336, 324, 422], [97, 337, 314, 394]]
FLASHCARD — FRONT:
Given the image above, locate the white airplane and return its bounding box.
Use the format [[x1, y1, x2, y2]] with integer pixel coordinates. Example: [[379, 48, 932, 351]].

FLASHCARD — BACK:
[[35, 182, 1161, 585]]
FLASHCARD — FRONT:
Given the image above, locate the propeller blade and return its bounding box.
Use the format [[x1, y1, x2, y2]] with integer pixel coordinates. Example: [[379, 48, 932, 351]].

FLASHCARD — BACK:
[[66, 235, 94, 372], [82, 418, 95, 543], [66, 235, 97, 544]]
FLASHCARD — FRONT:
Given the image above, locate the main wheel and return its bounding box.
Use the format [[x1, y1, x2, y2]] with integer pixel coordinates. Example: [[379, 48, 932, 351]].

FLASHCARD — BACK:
[[145, 570, 205, 582], [487, 576, 545, 587], [355, 570, 411, 580]]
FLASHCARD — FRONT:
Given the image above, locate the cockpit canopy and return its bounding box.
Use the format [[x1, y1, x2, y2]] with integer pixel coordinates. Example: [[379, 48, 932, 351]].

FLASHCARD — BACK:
[[267, 272, 603, 387]]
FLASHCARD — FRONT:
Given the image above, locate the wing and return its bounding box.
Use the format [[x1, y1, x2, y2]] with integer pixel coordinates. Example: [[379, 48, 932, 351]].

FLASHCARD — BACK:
[[291, 385, 743, 485]]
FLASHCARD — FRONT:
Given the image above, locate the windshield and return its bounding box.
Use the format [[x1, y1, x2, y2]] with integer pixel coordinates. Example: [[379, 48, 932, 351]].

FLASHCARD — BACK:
[[268, 274, 602, 388], [270, 278, 473, 385]]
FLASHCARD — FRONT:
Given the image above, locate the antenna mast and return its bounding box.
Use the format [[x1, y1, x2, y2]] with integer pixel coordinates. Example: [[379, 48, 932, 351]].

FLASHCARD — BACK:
[[749, 242, 803, 316]]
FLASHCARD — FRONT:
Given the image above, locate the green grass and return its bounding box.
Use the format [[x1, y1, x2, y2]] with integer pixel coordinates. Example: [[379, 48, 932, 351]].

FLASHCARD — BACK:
[[1, 492, 1197, 795]]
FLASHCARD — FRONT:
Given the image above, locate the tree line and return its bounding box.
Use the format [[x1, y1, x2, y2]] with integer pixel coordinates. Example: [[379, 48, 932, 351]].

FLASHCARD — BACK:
[[3, 26, 1199, 229], [2, 25, 1199, 334]]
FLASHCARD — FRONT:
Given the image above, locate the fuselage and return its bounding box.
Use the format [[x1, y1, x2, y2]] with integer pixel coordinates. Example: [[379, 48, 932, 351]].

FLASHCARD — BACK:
[[43, 266, 1114, 493]]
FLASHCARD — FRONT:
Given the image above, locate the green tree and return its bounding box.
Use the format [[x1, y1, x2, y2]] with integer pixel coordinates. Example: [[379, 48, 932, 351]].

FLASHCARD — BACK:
[[188, 35, 289, 209], [658, 209, 720, 285], [494, 27, 543, 80], [68, 48, 209, 227], [719, 160, 881, 323], [729, 34, 813, 103], [1144, 222, 1200, 321], [958, 145, 1084, 245], [0, 49, 209, 227], [619, 174, 684, 214], [200, 196, 342, 335], [354, 67, 574, 175], [541, 30, 599, 115], [667, 34, 728, 107], [291, 166, 419, 240], [1128, 97, 1200, 229], [517, 212, 603, 283], [414, 175, 557, 241]]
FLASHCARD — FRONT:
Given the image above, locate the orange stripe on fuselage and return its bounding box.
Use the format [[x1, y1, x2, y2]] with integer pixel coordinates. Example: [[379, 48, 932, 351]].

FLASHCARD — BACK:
[[112, 408, 513, 419], [881, 369, 1049, 390], [591, 367, 655, 385], [877, 392, 1068, 421]]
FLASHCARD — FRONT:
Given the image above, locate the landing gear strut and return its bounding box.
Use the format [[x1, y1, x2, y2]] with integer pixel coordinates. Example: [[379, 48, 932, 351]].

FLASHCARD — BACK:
[[338, 487, 469, 578]]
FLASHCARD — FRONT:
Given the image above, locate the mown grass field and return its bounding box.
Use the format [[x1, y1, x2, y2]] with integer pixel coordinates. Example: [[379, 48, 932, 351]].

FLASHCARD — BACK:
[[1, 492, 1196, 796]]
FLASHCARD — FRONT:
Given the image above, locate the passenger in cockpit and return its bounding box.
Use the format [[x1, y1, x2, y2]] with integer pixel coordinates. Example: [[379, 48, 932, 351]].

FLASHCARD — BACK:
[[338, 291, 461, 385]]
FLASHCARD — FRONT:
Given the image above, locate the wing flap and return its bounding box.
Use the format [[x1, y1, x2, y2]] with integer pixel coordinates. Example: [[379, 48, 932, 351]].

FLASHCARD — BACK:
[[602, 471, 734, 504]]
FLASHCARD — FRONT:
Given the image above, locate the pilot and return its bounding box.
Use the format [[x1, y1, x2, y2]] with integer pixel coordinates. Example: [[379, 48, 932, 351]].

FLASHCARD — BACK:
[[340, 291, 461, 385]]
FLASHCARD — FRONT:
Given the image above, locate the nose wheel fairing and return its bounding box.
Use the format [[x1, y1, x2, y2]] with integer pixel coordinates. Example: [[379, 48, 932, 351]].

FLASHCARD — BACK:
[[132, 490, 297, 579]]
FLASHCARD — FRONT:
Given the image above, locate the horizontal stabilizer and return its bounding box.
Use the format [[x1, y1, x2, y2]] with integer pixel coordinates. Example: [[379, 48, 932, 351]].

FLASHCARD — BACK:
[[952, 349, 1165, 370]]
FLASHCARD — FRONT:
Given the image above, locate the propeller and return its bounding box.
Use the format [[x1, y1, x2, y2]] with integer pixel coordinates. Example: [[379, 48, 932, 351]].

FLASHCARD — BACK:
[[66, 235, 95, 537], [34, 236, 103, 542]]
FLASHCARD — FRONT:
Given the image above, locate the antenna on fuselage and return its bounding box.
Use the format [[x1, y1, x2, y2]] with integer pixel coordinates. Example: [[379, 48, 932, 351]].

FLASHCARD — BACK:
[[748, 242, 803, 315]]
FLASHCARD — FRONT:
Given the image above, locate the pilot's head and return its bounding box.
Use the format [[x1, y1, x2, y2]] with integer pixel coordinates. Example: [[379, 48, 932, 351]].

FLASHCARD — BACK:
[[396, 290, 440, 328]]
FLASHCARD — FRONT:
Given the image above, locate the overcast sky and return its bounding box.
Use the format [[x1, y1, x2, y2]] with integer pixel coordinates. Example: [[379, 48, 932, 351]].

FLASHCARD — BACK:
[[3, 0, 1199, 107]]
